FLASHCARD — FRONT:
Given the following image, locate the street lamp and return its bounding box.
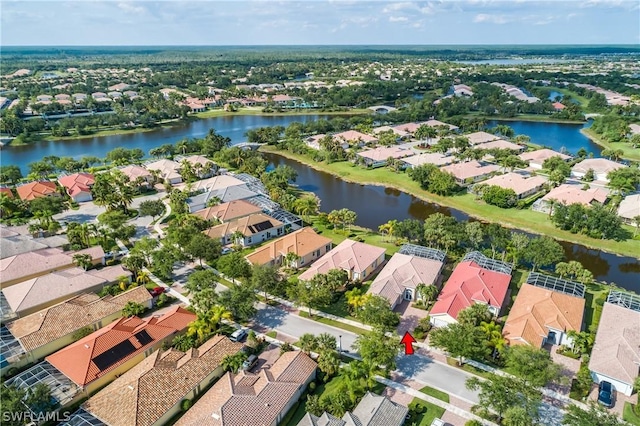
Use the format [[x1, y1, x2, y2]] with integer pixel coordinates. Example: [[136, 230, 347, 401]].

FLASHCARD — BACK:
[[338, 335, 342, 353]]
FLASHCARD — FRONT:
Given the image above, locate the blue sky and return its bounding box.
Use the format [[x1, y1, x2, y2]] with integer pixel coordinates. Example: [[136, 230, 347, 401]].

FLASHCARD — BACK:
[[1, 1, 638, 46]]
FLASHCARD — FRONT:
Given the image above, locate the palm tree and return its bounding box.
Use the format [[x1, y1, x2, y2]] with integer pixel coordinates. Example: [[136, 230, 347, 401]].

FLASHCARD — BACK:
[[172, 333, 195, 351], [187, 305, 231, 343], [136, 270, 150, 285], [479, 321, 505, 358], [231, 230, 245, 247], [378, 219, 397, 242], [293, 195, 320, 223], [555, 262, 571, 278], [317, 350, 341, 378], [283, 251, 301, 269], [221, 353, 248, 373], [567, 330, 594, 355], [634, 215, 640, 236], [297, 333, 318, 354], [416, 283, 438, 305], [176, 139, 189, 155]]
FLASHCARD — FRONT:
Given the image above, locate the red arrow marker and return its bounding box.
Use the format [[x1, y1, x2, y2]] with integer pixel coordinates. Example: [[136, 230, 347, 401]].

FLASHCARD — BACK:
[[400, 331, 417, 355]]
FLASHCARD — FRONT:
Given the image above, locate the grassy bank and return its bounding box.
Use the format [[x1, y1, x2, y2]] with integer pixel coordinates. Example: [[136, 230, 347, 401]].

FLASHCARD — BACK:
[[194, 107, 372, 119], [581, 128, 640, 162], [465, 112, 585, 125], [261, 145, 640, 259]]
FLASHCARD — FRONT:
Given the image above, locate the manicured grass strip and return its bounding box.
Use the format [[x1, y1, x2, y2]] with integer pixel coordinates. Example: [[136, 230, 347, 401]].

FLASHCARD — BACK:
[[624, 402, 640, 426], [407, 398, 446, 426], [265, 330, 277, 338], [419, 385, 450, 403], [261, 145, 640, 259], [299, 311, 370, 334], [582, 128, 640, 162]]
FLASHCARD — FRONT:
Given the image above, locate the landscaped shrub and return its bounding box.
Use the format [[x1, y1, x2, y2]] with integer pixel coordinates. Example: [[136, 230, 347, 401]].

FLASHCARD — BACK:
[[180, 399, 192, 411], [308, 381, 316, 393]]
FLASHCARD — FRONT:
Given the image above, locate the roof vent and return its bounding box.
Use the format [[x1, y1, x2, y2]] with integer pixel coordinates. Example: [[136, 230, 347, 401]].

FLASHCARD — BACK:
[[84, 344, 90, 349]]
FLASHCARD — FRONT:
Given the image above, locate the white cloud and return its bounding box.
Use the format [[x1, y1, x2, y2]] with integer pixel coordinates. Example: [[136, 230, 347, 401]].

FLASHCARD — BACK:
[[389, 16, 409, 22], [117, 1, 146, 14], [473, 13, 509, 24]]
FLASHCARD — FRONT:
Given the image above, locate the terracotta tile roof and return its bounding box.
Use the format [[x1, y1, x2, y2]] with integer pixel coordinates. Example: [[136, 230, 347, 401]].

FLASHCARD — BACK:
[[422, 119, 459, 131], [552, 102, 566, 110], [178, 175, 246, 193], [480, 173, 547, 197], [178, 155, 214, 167], [519, 149, 571, 165], [246, 227, 332, 266], [392, 122, 422, 133], [589, 303, 640, 385], [119, 165, 152, 181], [0, 187, 14, 198], [430, 260, 511, 320], [298, 239, 386, 281], [502, 283, 585, 347], [193, 200, 262, 222], [16, 181, 58, 201], [475, 139, 524, 152], [441, 161, 500, 181], [356, 146, 413, 162], [572, 158, 625, 175], [45, 306, 195, 387], [465, 131, 500, 145], [333, 130, 377, 144], [145, 159, 181, 181], [402, 153, 454, 167], [2, 265, 131, 314], [82, 335, 242, 426], [372, 126, 409, 137], [7, 286, 152, 353], [58, 173, 95, 197], [541, 184, 608, 206], [0, 246, 104, 286], [176, 351, 316, 426], [203, 213, 283, 239], [368, 252, 444, 305]]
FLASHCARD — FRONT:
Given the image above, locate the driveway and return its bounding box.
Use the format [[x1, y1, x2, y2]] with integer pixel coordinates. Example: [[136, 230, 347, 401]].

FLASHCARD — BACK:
[[394, 299, 429, 337]]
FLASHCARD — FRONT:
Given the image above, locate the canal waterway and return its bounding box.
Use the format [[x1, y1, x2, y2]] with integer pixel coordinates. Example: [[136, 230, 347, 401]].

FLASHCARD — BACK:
[[3, 114, 638, 289], [265, 153, 640, 292]]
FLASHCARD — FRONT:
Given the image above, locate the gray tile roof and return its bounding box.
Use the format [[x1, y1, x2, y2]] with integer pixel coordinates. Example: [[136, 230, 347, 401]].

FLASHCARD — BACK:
[[349, 392, 408, 426]]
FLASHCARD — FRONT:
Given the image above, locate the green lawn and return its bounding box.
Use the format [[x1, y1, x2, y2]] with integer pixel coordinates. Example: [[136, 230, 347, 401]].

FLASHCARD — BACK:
[[624, 402, 640, 426], [407, 399, 446, 426], [195, 107, 372, 119], [298, 311, 370, 334], [419, 385, 450, 403], [261, 145, 640, 259], [581, 128, 640, 162]]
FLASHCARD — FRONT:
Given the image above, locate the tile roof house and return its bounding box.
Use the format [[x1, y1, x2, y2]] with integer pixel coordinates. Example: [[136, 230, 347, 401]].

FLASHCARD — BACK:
[[536, 184, 608, 214], [0, 187, 14, 198], [368, 251, 445, 309], [145, 159, 182, 185], [174, 155, 217, 178], [2, 265, 132, 318], [305, 134, 328, 150], [77, 335, 242, 426], [465, 131, 500, 145], [246, 227, 333, 268], [298, 392, 408, 426], [502, 282, 585, 348], [552, 102, 566, 111], [589, 300, 640, 396], [356, 146, 414, 168], [333, 130, 377, 146], [0, 246, 105, 287], [629, 123, 640, 135], [178, 174, 246, 193], [0, 225, 68, 260], [422, 119, 459, 132], [430, 253, 512, 327], [204, 213, 285, 247], [176, 350, 317, 426], [393, 122, 423, 134], [3, 286, 152, 373], [193, 200, 263, 223], [372, 125, 410, 138], [58, 172, 95, 202], [298, 239, 386, 282], [478, 172, 547, 199], [187, 187, 259, 213], [571, 158, 625, 182], [119, 165, 154, 185], [617, 194, 640, 225], [16, 181, 59, 201], [475, 139, 525, 153], [440, 161, 500, 186], [45, 306, 196, 398], [519, 149, 571, 169], [402, 152, 455, 168]]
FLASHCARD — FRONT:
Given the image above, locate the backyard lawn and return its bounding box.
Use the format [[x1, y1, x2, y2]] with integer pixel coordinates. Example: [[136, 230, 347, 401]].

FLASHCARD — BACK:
[[407, 399, 446, 426]]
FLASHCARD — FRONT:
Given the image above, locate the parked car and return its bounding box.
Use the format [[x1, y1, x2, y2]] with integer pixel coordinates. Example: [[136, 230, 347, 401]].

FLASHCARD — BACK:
[[221, 247, 234, 255], [598, 381, 614, 408], [229, 328, 248, 342], [149, 287, 166, 297], [242, 354, 258, 371]]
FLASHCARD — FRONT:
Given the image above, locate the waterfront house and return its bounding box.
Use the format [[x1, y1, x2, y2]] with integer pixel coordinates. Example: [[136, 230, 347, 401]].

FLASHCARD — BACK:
[[367, 244, 445, 309], [402, 152, 455, 168], [356, 145, 413, 168], [69, 335, 242, 426], [7, 307, 195, 407], [178, 174, 246, 193], [502, 274, 585, 348], [16, 181, 59, 201], [333, 130, 377, 147], [58, 172, 95, 202], [187, 187, 259, 213], [465, 131, 500, 145], [478, 172, 547, 199], [204, 213, 284, 247], [0, 246, 104, 287], [174, 154, 217, 178], [422, 119, 459, 132], [588, 292, 640, 396], [2, 286, 152, 373], [0, 187, 14, 198], [519, 149, 571, 169], [298, 239, 386, 282], [193, 199, 263, 223], [534, 183, 608, 214], [145, 159, 182, 185], [453, 84, 474, 97], [298, 392, 408, 426], [305, 134, 328, 150], [245, 227, 333, 268], [430, 252, 512, 327], [2, 265, 131, 318], [175, 351, 317, 426], [571, 158, 625, 182], [119, 165, 154, 186], [552, 102, 566, 111], [372, 125, 410, 139], [617, 194, 640, 225], [440, 161, 500, 186], [475, 139, 525, 153]]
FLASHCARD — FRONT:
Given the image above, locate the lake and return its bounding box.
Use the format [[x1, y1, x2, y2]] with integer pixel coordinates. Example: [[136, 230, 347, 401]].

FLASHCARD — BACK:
[[265, 152, 640, 292], [457, 58, 578, 65]]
